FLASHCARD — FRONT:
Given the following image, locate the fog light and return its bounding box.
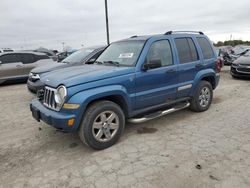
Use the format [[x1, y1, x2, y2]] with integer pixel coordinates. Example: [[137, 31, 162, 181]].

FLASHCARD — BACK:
[[67, 118, 75, 126]]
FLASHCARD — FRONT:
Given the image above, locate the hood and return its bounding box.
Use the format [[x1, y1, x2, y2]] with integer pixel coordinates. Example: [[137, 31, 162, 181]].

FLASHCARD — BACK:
[[31, 63, 68, 74], [233, 56, 250, 65], [40, 64, 135, 88]]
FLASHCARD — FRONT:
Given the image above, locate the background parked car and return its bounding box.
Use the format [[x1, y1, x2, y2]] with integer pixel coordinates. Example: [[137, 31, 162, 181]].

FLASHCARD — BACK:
[[0, 52, 54, 84], [57, 49, 77, 62], [27, 46, 106, 93], [221, 45, 250, 66], [31, 48, 58, 61], [231, 50, 250, 78]]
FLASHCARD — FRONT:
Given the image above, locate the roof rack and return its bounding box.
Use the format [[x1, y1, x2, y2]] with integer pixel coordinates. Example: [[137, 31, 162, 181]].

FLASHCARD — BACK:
[[164, 31, 204, 35]]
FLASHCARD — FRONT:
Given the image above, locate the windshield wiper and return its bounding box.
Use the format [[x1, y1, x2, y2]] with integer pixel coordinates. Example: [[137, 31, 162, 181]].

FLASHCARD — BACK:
[[103, 61, 120, 67]]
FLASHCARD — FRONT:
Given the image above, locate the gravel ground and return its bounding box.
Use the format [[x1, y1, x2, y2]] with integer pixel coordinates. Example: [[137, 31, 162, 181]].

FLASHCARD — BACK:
[[0, 67, 250, 188]]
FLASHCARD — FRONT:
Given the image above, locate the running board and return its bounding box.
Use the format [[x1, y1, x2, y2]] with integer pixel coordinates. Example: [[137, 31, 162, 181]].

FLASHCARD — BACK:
[[128, 102, 190, 124]]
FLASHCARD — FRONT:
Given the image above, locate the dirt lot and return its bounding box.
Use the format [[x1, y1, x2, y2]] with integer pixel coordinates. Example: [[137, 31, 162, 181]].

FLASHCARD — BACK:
[[0, 67, 250, 188]]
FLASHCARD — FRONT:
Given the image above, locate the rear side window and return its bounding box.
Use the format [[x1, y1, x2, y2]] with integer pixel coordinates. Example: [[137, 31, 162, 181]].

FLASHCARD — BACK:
[[36, 55, 50, 61], [146, 40, 173, 67], [0, 54, 20, 64], [175, 38, 199, 64], [20, 54, 35, 64], [197, 38, 214, 59]]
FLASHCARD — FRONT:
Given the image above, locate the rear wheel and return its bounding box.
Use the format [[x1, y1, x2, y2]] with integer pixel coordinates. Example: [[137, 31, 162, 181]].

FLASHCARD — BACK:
[[190, 81, 213, 112], [78, 100, 125, 150]]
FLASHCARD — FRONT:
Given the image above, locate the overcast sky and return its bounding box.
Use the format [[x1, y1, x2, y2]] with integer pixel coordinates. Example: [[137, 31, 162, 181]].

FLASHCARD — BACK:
[[0, 0, 250, 51]]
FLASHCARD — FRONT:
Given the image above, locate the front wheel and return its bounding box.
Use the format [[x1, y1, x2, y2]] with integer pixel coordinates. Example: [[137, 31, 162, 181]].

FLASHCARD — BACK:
[[190, 81, 213, 112], [78, 100, 125, 150]]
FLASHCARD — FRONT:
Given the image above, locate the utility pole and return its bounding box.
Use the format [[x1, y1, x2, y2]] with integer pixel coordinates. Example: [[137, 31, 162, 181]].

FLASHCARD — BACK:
[[104, 0, 110, 45]]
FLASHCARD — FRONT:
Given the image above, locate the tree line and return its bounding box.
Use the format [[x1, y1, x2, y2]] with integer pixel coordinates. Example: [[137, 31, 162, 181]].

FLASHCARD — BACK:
[[214, 40, 250, 47]]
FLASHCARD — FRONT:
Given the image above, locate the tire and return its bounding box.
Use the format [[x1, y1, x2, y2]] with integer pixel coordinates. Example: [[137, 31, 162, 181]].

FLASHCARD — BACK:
[[78, 100, 125, 150], [190, 81, 213, 112]]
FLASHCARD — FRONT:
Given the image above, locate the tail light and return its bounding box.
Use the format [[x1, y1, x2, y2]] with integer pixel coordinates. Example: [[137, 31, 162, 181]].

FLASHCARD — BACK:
[[216, 59, 222, 73]]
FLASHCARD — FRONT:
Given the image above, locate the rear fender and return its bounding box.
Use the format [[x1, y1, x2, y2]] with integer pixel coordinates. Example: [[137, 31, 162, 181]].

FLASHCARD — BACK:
[[190, 69, 216, 96]]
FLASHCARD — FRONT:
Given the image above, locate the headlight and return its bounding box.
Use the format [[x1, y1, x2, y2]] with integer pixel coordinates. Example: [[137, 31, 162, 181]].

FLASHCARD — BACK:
[[29, 72, 40, 79], [54, 85, 67, 106]]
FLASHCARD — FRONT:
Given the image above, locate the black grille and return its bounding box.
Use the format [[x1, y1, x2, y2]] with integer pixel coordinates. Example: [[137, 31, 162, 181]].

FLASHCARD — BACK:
[[237, 67, 250, 73], [43, 87, 58, 110]]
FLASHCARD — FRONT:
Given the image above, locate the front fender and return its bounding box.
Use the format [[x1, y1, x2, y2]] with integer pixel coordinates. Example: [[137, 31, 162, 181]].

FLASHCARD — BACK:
[[67, 85, 131, 126], [189, 69, 216, 96]]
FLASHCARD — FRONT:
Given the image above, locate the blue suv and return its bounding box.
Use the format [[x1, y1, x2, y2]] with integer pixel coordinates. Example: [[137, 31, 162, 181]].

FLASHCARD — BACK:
[[30, 31, 221, 150]]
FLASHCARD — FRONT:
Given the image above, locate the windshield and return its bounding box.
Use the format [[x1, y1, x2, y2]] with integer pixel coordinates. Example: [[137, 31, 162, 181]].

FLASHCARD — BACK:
[[62, 48, 94, 63], [96, 41, 145, 66]]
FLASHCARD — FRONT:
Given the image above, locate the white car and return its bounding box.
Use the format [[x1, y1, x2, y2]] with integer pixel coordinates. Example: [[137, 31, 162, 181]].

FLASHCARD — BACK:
[[0, 52, 54, 84]]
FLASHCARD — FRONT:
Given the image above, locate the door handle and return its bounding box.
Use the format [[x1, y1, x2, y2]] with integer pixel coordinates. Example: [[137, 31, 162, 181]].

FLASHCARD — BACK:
[[195, 64, 204, 68], [16, 65, 23, 68], [165, 69, 176, 74]]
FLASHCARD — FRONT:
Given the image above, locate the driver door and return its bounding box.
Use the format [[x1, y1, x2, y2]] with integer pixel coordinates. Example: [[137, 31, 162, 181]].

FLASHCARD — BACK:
[[135, 40, 178, 110]]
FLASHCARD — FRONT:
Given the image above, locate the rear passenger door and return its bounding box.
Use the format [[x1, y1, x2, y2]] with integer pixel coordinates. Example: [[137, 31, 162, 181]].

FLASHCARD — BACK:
[[135, 39, 178, 110], [174, 37, 202, 98], [20, 53, 37, 75], [0, 54, 24, 79]]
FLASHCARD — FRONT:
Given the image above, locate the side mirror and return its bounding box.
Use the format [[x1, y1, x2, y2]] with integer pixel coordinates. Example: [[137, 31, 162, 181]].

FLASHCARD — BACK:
[[143, 59, 162, 71]]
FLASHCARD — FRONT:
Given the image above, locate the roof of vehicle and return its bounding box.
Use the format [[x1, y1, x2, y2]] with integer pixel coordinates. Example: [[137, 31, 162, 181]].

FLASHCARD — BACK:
[[0, 51, 48, 56], [83, 45, 107, 50], [116, 31, 207, 42]]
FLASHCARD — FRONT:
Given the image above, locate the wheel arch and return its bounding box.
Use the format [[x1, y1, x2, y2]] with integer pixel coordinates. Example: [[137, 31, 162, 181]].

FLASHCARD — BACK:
[[67, 85, 131, 130], [190, 69, 216, 96], [85, 95, 129, 118]]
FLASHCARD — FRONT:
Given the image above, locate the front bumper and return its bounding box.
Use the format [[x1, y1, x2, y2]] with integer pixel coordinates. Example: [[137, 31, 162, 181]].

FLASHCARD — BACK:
[[27, 79, 45, 93], [30, 99, 78, 132], [231, 66, 250, 78]]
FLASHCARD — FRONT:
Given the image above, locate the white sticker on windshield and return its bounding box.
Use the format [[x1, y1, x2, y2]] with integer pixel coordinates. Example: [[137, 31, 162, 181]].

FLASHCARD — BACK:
[[118, 53, 134, 58]]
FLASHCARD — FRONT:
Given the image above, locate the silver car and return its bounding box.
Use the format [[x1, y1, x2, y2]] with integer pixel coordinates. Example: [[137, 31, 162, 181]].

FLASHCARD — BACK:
[[0, 52, 54, 84]]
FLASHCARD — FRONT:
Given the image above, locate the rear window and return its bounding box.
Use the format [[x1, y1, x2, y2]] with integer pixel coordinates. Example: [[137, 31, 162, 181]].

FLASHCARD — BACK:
[[175, 38, 199, 64], [36, 55, 50, 60], [197, 37, 214, 59]]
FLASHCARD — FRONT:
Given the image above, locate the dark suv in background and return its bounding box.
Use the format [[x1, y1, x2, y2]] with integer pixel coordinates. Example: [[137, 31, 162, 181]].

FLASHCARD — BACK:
[[0, 52, 53, 84], [27, 46, 106, 93]]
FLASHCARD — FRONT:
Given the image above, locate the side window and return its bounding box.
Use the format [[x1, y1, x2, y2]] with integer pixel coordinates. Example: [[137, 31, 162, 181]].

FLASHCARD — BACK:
[[0, 54, 19, 64], [175, 38, 199, 64], [20, 54, 35, 64], [197, 37, 214, 59], [146, 40, 173, 67], [187, 38, 199, 61], [36, 55, 49, 61]]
